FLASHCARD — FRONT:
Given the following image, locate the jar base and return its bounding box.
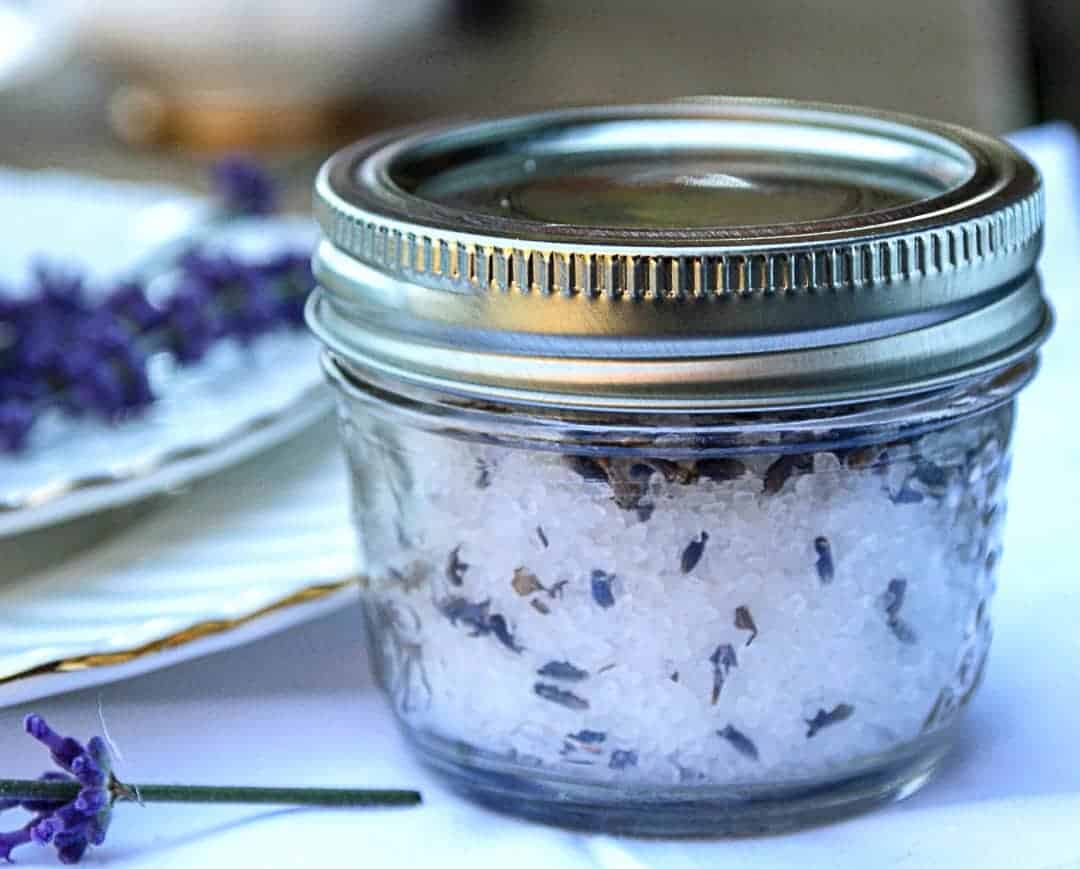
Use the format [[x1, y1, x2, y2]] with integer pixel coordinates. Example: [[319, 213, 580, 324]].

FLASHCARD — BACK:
[[407, 727, 953, 836]]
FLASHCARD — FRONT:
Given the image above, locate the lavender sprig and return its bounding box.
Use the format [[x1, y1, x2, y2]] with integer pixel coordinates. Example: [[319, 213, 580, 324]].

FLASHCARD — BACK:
[[0, 157, 313, 454], [1, 715, 420, 864], [212, 155, 279, 217]]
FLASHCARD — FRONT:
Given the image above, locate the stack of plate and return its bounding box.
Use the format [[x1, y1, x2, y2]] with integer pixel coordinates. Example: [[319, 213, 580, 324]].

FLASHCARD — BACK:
[[0, 169, 359, 706]]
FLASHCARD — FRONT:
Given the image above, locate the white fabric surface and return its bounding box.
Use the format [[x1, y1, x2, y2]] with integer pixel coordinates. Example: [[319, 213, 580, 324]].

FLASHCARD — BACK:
[[2, 123, 1080, 868]]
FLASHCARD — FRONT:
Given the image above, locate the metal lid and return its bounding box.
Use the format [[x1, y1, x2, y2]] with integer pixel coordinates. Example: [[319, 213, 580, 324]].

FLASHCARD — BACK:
[[308, 97, 1049, 410]]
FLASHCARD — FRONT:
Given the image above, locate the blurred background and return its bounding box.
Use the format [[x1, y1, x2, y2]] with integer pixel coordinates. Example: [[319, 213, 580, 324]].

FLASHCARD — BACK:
[[1, 0, 1077, 202]]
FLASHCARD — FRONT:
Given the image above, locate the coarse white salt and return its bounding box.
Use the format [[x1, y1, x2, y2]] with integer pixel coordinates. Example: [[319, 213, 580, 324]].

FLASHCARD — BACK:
[[343, 399, 1012, 788]]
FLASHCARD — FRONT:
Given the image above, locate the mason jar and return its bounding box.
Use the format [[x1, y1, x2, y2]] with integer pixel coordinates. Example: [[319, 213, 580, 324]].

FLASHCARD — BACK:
[[306, 98, 1050, 834]]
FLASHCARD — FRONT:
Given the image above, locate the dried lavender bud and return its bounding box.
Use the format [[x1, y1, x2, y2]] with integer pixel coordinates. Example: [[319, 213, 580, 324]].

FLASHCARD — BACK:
[[445, 545, 468, 587], [590, 569, 616, 608], [530, 599, 550, 615], [536, 526, 549, 548], [440, 595, 523, 650], [511, 567, 544, 596], [534, 683, 589, 710], [843, 445, 886, 469], [914, 461, 949, 490], [211, 154, 278, 216], [568, 456, 663, 520], [537, 661, 589, 681], [670, 671, 679, 682], [882, 578, 907, 620], [435, 596, 521, 651], [680, 531, 709, 574], [814, 536, 835, 584], [600, 459, 652, 514], [487, 614, 523, 653], [696, 458, 747, 483], [640, 459, 696, 484], [718, 725, 759, 761], [881, 578, 917, 644], [437, 596, 491, 632], [890, 619, 918, 645], [805, 703, 855, 738], [547, 580, 568, 599], [734, 606, 758, 646], [564, 455, 608, 482], [568, 730, 606, 745], [709, 643, 738, 705], [475, 458, 492, 489], [608, 750, 638, 770], [763, 454, 814, 495], [889, 486, 924, 505]]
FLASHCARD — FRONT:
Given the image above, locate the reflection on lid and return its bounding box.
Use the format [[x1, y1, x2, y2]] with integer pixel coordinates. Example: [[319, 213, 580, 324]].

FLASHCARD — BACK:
[[409, 152, 944, 229]]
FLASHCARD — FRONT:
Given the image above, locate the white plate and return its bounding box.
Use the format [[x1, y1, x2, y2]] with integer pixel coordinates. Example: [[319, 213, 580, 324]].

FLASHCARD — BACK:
[[0, 419, 361, 708], [0, 168, 331, 537]]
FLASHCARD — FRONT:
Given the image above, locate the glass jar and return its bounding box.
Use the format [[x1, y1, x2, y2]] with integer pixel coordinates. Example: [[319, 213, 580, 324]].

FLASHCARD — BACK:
[[307, 99, 1050, 834]]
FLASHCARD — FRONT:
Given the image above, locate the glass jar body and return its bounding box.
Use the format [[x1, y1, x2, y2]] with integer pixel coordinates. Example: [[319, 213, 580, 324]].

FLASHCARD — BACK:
[[328, 357, 1024, 834]]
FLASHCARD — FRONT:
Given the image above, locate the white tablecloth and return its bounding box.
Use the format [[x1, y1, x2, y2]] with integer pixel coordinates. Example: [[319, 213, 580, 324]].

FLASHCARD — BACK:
[[3, 124, 1080, 868]]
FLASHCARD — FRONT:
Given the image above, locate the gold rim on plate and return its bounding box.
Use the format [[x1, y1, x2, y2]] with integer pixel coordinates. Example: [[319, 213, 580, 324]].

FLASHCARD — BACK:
[[0, 577, 361, 689]]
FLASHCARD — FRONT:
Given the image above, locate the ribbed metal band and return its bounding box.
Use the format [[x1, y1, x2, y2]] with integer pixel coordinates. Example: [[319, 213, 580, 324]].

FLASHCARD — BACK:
[[308, 99, 1050, 410], [316, 173, 1043, 300]]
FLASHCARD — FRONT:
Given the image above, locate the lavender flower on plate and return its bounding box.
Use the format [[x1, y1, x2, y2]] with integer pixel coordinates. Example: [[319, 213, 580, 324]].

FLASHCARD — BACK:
[[1, 714, 421, 865], [211, 155, 279, 217], [0, 158, 316, 454]]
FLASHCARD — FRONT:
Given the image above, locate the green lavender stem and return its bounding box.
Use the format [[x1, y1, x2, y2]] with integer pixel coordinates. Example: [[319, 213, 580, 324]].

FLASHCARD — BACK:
[[0, 778, 421, 808]]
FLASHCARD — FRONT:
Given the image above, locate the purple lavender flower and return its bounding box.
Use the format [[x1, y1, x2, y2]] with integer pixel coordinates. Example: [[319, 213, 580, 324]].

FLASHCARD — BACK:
[[255, 251, 314, 326], [1, 715, 113, 864], [2, 714, 420, 864], [221, 270, 280, 343], [105, 282, 162, 332], [211, 155, 279, 217], [24, 715, 86, 771], [0, 401, 33, 452], [0, 824, 33, 863], [160, 275, 218, 364], [0, 158, 313, 454], [31, 264, 90, 317], [1, 257, 312, 451]]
